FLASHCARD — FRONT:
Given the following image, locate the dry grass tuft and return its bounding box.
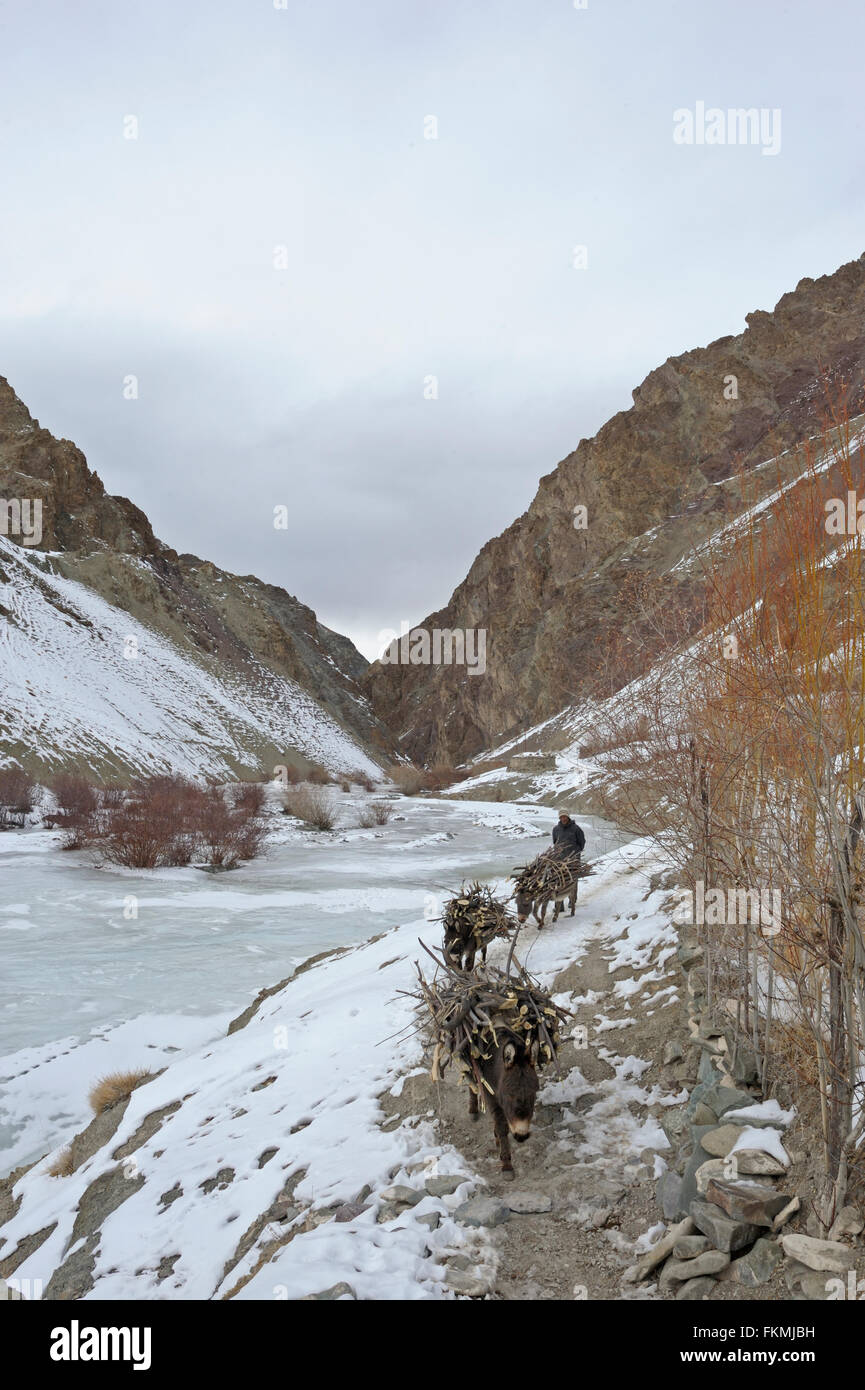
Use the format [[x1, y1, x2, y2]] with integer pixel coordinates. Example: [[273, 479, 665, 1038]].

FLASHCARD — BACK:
[[46, 1146, 74, 1178], [88, 1068, 154, 1115], [282, 785, 337, 830]]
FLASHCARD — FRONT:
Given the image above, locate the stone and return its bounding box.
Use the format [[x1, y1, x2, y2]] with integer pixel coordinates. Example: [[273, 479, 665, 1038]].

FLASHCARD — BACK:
[[454, 1197, 510, 1228], [660, 1249, 730, 1287], [694, 1159, 730, 1195], [677, 944, 703, 972], [729, 1044, 760, 1086], [333, 1201, 369, 1223], [705, 1085, 755, 1117], [692, 1102, 717, 1126], [784, 1260, 835, 1301], [445, 1267, 493, 1297], [829, 1205, 864, 1240], [698, 1051, 724, 1086], [700, 1125, 746, 1157], [424, 1175, 465, 1198], [506, 1191, 552, 1214], [376, 1202, 405, 1224], [435, 1252, 471, 1270], [303, 1282, 356, 1300], [705, 1178, 790, 1228], [730, 1148, 787, 1177], [416, 1211, 440, 1231], [673, 1235, 710, 1260], [728, 1237, 783, 1287], [678, 1139, 720, 1215], [780, 1234, 856, 1274], [656, 1169, 684, 1221], [660, 1107, 689, 1147], [380, 1185, 423, 1206], [663, 1040, 684, 1065], [771, 1195, 800, 1231], [676, 1275, 717, 1300], [690, 1199, 761, 1253]]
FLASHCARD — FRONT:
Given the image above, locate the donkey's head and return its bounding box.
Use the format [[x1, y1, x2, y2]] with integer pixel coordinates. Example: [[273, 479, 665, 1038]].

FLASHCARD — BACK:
[[489, 1033, 539, 1140]]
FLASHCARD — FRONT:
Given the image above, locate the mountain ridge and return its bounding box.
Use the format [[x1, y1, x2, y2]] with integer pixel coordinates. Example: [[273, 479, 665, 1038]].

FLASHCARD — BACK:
[[363, 253, 865, 762], [0, 379, 393, 779]]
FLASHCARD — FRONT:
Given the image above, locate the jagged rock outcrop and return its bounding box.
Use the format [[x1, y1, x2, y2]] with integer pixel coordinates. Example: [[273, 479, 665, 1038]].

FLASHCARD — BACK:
[[364, 253, 865, 763]]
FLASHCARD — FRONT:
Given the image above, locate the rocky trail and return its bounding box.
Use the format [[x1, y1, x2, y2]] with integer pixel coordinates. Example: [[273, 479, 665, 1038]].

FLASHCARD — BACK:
[[377, 868, 822, 1302]]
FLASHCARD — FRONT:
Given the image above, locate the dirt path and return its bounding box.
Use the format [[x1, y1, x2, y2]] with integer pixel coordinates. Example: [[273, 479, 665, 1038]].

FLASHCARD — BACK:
[[381, 896, 779, 1301]]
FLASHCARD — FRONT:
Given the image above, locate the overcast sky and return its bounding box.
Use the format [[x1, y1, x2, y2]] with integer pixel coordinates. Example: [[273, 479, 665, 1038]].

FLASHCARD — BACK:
[[2, 0, 864, 658]]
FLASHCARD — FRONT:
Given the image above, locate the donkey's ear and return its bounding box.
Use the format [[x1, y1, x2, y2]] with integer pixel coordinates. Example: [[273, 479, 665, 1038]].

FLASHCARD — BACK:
[[503, 1042, 517, 1067]]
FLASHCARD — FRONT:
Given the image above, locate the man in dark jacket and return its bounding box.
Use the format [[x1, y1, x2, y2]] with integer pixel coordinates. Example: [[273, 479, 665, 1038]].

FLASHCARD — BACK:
[[553, 811, 585, 858]]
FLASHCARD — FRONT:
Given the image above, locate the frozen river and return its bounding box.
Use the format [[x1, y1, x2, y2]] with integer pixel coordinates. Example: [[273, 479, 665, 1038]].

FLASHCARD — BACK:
[[0, 792, 629, 1173]]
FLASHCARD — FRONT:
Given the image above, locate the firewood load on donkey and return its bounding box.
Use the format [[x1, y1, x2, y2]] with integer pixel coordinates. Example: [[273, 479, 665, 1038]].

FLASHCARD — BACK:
[[413, 950, 570, 1176], [511, 847, 593, 927], [439, 881, 516, 971]]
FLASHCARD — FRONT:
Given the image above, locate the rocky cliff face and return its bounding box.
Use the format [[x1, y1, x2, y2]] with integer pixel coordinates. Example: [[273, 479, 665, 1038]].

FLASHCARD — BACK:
[[364, 254, 865, 763], [0, 378, 393, 778]]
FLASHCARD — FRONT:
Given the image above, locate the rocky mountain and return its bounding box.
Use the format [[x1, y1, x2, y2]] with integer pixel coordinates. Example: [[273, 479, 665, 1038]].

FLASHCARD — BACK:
[[0, 378, 392, 780], [364, 253, 865, 764]]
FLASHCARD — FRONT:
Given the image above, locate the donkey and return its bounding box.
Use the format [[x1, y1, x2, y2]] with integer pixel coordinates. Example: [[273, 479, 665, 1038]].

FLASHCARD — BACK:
[[514, 856, 580, 928], [467, 1032, 540, 1176], [444, 927, 486, 973]]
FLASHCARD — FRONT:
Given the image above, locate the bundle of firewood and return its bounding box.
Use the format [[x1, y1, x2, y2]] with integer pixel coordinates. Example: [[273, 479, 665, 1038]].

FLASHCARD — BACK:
[[413, 947, 571, 1100], [439, 881, 515, 951], [511, 848, 593, 899]]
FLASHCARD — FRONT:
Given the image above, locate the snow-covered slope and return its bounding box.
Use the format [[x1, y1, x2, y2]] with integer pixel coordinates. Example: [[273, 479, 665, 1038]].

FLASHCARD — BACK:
[[0, 538, 380, 780]]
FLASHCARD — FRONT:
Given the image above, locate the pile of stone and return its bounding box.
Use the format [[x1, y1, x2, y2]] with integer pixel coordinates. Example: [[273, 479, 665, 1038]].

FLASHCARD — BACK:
[[624, 926, 863, 1300]]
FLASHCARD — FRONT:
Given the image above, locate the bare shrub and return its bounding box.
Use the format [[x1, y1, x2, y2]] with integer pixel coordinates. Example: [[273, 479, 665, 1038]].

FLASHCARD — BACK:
[[0, 766, 36, 828], [388, 763, 425, 795], [52, 774, 98, 820], [423, 763, 465, 792], [197, 785, 264, 868], [88, 1068, 154, 1114], [357, 801, 392, 827], [283, 785, 337, 830], [100, 785, 126, 809], [233, 781, 265, 816], [99, 801, 175, 868], [97, 776, 192, 867], [340, 780, 351, 793], [62, 773, 267, 870], [352, 769, 376, 792], [51, 773, 100, 848]]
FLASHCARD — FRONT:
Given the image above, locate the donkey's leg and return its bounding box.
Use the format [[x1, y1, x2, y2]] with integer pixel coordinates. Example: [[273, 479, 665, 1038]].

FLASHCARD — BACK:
[[570, 885, 577, 916], [552, 896, 562, 923], [469, 1088, 479, 1122], [491, 1102, 513, 1174]]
